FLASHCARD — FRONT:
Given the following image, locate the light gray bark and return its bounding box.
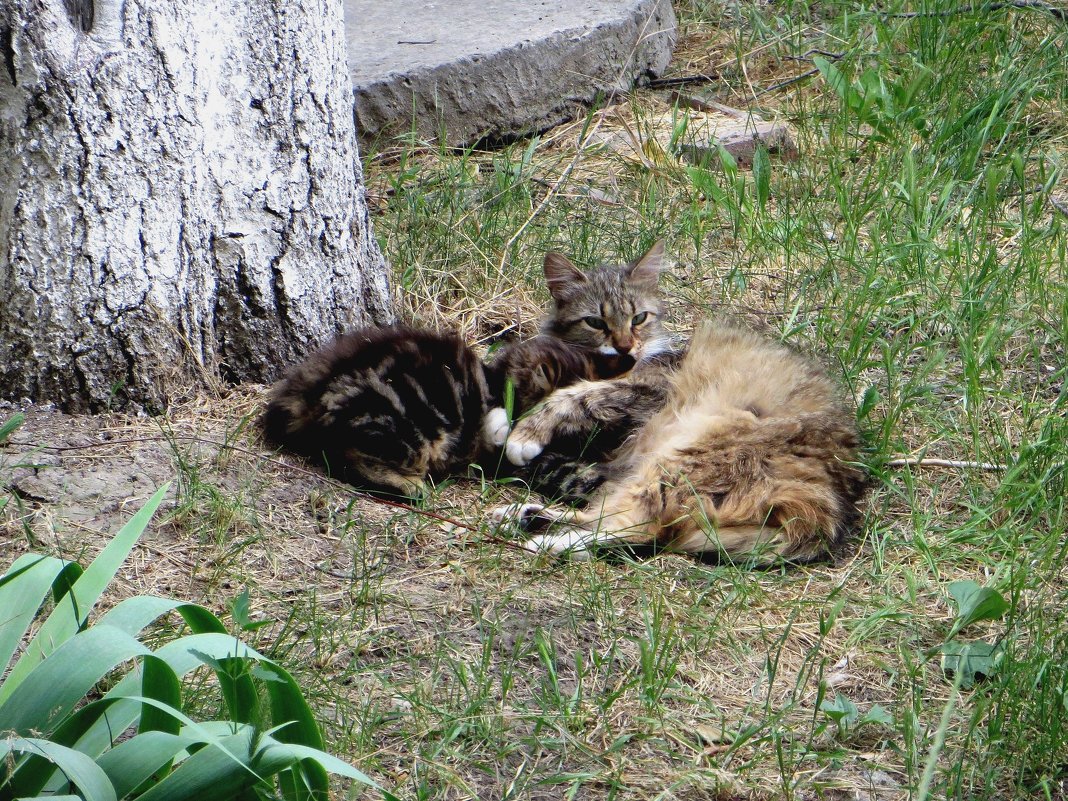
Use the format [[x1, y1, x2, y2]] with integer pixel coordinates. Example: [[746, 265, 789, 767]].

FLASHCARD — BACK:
[[0, 0, 393, 412]]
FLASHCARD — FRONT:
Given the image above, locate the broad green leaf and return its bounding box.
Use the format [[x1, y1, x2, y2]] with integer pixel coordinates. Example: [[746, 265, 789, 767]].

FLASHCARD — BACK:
[[0, 411, 24, 442], [139, 654, 184, 736], [0, 484, 170, 703], [716, 144, 737, 174], [97, 595, 188, 636], [941, 640, 1003, 688], [856, 384, 881, 422], [58, 656, 185, 766], [859, 704, 894, 726], [261, 662, 325, 750], [819, 693, 859, 727], [255, 739, 376, 787], [95, 731, 201, 798], [0, 737, 117, 801], [92, 632, 264, 749], [0, 624, 150, 735], [814, 56, 849, 101], [15, 690, 203, 796], [947, 580, 1009, 638], [133, 728, 261, 801], [229, 588, 271, 632], [0, 554, 71, 683]]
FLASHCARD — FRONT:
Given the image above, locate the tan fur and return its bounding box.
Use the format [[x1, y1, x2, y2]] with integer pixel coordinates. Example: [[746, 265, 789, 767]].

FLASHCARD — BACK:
[[506, 322, 867, 563]]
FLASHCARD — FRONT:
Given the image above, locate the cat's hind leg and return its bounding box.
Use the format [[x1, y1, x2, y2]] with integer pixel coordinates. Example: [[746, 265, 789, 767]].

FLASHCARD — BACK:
[[521, 510, 656, 559]]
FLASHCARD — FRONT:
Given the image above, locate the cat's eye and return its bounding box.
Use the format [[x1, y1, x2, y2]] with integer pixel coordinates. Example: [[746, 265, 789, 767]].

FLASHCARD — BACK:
[[631, 312, 649, 326], [583, 316, 608, 331]]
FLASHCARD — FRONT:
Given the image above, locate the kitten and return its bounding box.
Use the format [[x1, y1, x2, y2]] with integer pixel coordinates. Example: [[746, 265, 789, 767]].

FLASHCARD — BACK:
[[495, 250, 868, 564], [261, 326, 631, 497]]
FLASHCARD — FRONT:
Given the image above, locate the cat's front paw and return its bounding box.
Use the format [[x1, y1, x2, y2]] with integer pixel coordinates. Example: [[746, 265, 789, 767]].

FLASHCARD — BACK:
[[483, 407, 512, 447], [505, 435, 546, 466]]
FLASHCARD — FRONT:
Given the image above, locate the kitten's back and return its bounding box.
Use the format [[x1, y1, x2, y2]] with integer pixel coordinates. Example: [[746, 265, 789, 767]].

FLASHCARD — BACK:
[[263, 326, 490, 494]]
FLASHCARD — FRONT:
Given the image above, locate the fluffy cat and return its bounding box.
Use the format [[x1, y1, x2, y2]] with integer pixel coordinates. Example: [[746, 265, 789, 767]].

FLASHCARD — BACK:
[[495, 248, 868, 564], [261, 326, 632, 497]]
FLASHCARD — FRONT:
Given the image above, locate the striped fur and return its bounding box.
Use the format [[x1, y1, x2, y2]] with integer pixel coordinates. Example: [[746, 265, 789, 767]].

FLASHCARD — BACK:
[[261, 327, 631, 497]]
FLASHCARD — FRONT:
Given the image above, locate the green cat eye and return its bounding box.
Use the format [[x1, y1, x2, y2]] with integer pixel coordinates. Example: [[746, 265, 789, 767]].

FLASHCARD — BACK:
[[583, 316, 609, 331], [631, 312, 649, 326]]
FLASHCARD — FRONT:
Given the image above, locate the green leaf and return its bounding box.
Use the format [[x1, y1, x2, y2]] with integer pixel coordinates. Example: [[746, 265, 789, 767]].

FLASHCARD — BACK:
[[97, 595, 188, 637], [0, 554, 72, 684], [814, 56, 849, 101], [228, 589, 253, 632], [254, 738, 377, 787], [0, 483, 170, 704], [941, 640, 1003, 688], [0, 737, 117, 801], [947, 580, 1009, 638], [819, 693, 859, 727], [859, 704, 894, 727], [95, 731, 201, 798], [503, 377, 516, 426], [228, 588, 271, 632], [0, 624, 151, 735], [716, 144, 738, 174], [856, 384, 881, 422], [132, 728, 261, 801]]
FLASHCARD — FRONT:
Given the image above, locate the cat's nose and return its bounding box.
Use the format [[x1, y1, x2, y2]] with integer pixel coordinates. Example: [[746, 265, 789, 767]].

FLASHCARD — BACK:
[[613, 339, 634, 355]]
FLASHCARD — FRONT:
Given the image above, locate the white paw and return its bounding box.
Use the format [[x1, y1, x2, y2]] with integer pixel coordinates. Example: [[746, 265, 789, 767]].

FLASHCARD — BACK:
[[483, 407, 511, 447], [523, 530, 592, 560], [489, 503, 546, 525], [505, 436, 545, 466]]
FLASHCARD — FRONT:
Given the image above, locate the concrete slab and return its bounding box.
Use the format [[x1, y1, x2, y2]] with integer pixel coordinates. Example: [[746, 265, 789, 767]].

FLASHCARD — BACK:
[[345, 0, 677, 147]]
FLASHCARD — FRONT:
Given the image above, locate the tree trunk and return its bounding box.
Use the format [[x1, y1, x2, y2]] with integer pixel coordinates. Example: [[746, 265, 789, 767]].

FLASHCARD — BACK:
[[0, 0, 393, 412]]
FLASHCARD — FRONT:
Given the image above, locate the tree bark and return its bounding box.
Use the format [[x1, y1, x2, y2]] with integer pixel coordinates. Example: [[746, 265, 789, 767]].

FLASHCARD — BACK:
[[0, 0, 393, 412]]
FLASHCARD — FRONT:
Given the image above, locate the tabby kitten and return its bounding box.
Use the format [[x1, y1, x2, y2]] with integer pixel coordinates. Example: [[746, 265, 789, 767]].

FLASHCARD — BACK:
[[261, 326, 631, 497], [496, 249, 868, 564]]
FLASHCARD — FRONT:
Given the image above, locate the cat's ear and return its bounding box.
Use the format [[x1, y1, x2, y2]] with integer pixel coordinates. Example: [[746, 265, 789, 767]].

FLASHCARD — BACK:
[[626, 240, 666, 286], [543, 252, 587, 301]]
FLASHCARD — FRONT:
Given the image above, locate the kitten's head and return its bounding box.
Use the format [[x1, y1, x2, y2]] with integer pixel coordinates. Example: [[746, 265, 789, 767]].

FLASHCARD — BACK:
[[540, 241, 669, 361]]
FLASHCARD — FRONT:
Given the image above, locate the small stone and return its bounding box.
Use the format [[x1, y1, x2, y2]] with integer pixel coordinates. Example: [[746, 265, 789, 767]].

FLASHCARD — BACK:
[[586, 106, 797, 168]]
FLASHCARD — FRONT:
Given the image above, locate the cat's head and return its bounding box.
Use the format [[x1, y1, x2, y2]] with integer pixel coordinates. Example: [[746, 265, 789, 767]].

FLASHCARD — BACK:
[[540, 241, 670, 361]]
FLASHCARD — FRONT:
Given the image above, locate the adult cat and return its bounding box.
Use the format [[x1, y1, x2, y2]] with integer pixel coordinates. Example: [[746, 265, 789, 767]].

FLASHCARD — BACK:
[[496, 244, 868, 563]]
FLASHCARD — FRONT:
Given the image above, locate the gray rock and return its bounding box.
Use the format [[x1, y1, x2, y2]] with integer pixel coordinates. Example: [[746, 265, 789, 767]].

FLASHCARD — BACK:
[[586, 105, 798, 167], [346, 0, 677, 146]]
